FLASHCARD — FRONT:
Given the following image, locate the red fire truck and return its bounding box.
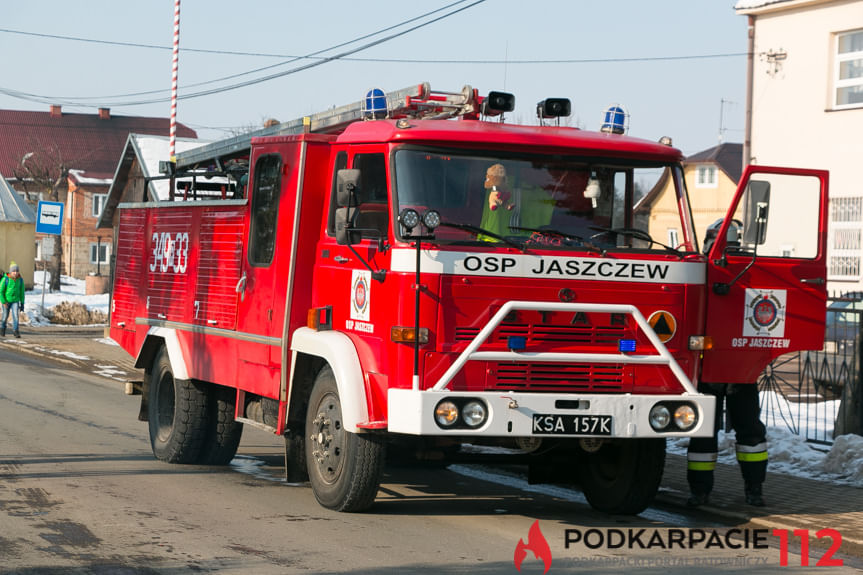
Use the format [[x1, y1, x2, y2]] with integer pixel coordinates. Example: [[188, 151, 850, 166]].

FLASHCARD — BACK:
[[109, 83, 828, 514]]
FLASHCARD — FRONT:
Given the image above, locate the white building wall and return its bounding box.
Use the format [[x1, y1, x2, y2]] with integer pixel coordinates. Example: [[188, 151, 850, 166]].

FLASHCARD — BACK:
[[747, 0, 863, 291]]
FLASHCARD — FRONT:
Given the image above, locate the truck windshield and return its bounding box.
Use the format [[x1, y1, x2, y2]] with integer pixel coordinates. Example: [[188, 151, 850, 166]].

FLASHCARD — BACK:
[[393, 148, 694, 253]]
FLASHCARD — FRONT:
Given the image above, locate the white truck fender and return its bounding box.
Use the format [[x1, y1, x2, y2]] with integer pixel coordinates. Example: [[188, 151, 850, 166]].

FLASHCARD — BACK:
[[289, 327, 369, 433], [139, 326, 190, 380]]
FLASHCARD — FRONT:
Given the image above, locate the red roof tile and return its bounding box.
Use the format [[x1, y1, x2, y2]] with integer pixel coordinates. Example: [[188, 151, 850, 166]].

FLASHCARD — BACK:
[[0, 108, 196, 180]]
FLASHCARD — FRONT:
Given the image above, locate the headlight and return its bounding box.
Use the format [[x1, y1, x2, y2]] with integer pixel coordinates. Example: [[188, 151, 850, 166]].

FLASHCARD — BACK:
[[434, 401, 459, 427], [461, 400, 487, 428], [649, 405, 671, 430], [674, 405, 697, 430]]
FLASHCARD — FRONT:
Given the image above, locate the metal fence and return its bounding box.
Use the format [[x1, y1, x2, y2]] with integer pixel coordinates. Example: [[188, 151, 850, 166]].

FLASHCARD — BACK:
[[757, 293, 863, 446]]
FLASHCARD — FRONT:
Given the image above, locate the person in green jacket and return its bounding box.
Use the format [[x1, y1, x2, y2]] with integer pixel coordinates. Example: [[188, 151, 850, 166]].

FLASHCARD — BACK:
[[1, 262, 25, 338]]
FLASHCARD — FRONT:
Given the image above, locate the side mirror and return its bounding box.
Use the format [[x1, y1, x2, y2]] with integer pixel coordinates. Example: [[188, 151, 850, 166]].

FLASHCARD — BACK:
[[743, 180, 770, 246], [336, 169, 361, 208], [335, 207, 361, 245]]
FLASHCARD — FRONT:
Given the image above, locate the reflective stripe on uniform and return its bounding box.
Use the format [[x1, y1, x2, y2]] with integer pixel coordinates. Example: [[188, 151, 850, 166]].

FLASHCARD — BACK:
[[737, 451, 768, 462], [687, 452, 718, 462], [687, 461, 717, 471], [736, 442, 768, 462], [736, 442, 768, 453]]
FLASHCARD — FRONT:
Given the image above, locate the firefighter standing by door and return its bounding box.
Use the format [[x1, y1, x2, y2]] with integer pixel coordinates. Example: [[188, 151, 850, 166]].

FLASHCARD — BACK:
[[687, 219, 768, 507]]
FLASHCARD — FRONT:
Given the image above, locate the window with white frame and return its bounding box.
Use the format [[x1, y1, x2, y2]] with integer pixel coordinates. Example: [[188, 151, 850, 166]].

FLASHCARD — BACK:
[[828, 196, 862, 280], [90, 242, 110, 265], [92, 193, 107, 217], [695, 165, 718, 188], [835, 29, 863, 109]]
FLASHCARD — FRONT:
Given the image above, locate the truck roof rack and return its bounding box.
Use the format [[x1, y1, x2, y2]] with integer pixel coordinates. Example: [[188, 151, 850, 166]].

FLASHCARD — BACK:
[[173, 82, 479, 171]]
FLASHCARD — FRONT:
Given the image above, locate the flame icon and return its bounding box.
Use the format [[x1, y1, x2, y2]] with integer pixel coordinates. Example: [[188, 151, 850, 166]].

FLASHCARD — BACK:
[[514, 519, 552, 574]]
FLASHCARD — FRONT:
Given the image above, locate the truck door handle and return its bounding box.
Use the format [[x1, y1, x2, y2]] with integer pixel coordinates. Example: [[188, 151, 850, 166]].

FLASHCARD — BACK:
[[334, 255, 350, 263], [800, 277, 825, 285], [235, 272, 247, 301]]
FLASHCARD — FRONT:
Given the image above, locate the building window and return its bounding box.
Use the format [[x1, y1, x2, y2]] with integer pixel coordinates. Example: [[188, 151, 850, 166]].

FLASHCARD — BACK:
[[90, 243, 110, 265], [835, 29, 863, 109], [828, 196, 862, 280], [92, 194, 108, 217], [695, 165, 718, 188]]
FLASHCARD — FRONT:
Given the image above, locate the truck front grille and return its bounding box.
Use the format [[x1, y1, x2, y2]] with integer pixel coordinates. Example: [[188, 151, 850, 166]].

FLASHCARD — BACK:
[[489, 362, 625, 392], [455, 323, 625, 345]]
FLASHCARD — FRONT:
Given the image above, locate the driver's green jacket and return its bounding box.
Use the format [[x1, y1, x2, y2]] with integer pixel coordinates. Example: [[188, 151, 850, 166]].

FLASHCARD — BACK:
[[478, 185, 555, 242]]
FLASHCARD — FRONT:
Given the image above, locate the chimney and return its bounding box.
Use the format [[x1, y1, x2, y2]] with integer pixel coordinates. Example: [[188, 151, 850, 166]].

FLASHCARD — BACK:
[[49, 104, 62, 117], [98, 108, 111, 120]]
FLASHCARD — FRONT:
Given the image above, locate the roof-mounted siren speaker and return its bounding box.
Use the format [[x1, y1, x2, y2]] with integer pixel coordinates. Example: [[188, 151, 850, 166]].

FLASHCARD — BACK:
[[481, 91, 515, 117], [363, 88, 388, 120], [536, 98, 571, 119], [600, 105, 629, 134]]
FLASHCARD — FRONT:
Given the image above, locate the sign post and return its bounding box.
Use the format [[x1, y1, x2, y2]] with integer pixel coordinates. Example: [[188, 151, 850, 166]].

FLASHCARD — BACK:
[[35, 200, 64, 309]]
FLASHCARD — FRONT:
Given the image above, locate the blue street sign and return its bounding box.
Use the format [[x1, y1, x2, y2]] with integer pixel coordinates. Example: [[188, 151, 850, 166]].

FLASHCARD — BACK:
[[36, 200, 64, 235]]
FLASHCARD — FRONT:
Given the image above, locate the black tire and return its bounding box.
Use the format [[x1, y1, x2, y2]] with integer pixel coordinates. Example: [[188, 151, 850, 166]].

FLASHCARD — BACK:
[[197, 385, 244, 465], [305, 366, 385, 512], [578, 438, 666, 515], [148, 347, 209, 463]]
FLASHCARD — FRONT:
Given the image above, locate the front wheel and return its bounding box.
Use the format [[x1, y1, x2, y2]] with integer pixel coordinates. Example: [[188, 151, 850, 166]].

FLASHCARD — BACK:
[[305, 366, 385, 512], [578, 438, 665, 515]]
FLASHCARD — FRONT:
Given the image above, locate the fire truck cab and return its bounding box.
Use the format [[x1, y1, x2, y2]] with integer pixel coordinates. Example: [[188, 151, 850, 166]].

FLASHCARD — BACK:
[[108, 83, 828, 515]]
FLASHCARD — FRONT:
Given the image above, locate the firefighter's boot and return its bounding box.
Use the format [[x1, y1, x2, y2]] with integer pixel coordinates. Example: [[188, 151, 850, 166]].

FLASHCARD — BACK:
[[745, 483, 765, 507], [686, 492, 710, 507]]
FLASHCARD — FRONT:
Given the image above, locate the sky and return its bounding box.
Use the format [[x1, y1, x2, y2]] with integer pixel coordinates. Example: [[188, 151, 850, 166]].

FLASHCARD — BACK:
[[1, 0, 748, 157]]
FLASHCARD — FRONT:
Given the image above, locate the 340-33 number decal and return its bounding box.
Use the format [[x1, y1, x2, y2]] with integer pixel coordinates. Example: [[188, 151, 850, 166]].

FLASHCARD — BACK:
[[150, 232, 189, 274]]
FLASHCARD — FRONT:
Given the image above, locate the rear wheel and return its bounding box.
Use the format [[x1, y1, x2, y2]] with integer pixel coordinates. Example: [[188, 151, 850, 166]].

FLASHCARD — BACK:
[[578, 438, 665, 514], [148, 347, 208, 463], [305, 366, 385, 511], [197, 385, 244, 465]]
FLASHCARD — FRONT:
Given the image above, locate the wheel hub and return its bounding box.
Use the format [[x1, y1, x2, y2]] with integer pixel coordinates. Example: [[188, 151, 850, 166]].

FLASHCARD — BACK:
[[309, 397, 344, 483]]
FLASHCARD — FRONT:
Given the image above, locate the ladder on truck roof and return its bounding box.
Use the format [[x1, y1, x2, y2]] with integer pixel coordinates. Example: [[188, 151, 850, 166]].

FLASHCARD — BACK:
[[173, 82, 479, 171]]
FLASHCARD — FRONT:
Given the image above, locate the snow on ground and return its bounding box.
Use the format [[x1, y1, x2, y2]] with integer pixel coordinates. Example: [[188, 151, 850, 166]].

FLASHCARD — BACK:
[[23, 271, 109, 326], [14, 272, 863, 486]]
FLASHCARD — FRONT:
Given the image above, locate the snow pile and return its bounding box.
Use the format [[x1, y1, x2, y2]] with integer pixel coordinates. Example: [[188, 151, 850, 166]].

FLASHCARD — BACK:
[[23, 272, 109, 326], [822, 434, 863, 483]]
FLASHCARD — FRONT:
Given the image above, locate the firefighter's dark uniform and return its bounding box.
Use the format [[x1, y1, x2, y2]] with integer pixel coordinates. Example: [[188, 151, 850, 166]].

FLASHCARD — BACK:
[[687, 382, 768, 506]]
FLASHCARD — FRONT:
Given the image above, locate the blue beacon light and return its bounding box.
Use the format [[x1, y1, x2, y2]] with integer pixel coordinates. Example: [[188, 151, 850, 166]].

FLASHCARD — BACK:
[[601, 105, 628, 134]]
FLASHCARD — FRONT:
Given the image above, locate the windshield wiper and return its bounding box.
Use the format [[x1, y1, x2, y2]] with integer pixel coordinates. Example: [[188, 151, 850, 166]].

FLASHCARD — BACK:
[[438, 222, 526, 251], [509, 226, 603, 254], [588, 226, 683, 257]]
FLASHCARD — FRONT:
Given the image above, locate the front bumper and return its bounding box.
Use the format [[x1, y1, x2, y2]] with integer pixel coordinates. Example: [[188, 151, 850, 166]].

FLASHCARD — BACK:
[[387, 389, 716, 438]]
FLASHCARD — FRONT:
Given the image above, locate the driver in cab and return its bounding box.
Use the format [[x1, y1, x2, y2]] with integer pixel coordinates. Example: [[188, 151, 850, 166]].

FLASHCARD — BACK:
[[478, 163, 554, 242]]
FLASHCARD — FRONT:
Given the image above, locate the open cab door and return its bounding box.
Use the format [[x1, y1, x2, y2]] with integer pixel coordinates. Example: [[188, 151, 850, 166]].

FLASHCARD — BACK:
[[701, 165, 829, 384]]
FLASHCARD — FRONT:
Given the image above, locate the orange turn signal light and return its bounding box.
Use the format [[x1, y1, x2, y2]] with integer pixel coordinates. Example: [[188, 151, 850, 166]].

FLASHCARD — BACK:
[[308, 306, 332, 331], [391, 326, 429, 344], [688, 335, 714, 351]]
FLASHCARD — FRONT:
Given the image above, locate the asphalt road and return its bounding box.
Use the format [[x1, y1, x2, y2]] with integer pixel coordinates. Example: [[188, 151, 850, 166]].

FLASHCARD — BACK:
[[0, 347, 858, 574]]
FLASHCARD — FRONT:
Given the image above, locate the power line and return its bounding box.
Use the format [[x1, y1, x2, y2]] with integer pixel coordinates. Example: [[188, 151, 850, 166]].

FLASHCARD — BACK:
[[0, 0, 480, 105], [0, 25, 747, 65]]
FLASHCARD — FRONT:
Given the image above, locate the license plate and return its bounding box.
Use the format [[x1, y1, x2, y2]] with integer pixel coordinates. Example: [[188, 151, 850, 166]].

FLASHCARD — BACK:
[[532, 414, 613, 435]]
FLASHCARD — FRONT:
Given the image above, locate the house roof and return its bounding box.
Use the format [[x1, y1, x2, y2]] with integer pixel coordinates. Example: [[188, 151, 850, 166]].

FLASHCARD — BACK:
[[686, 142, 743, 183], [0, 172, 35, 224], [0, 107, 197, 181], [634, 143, 743, 214], [97, 134, 212, 229], [735, 0, 825, 14]]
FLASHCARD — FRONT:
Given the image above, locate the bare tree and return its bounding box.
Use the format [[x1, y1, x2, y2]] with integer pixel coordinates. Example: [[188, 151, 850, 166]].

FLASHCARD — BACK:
[[12, 145, 70, 292]]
